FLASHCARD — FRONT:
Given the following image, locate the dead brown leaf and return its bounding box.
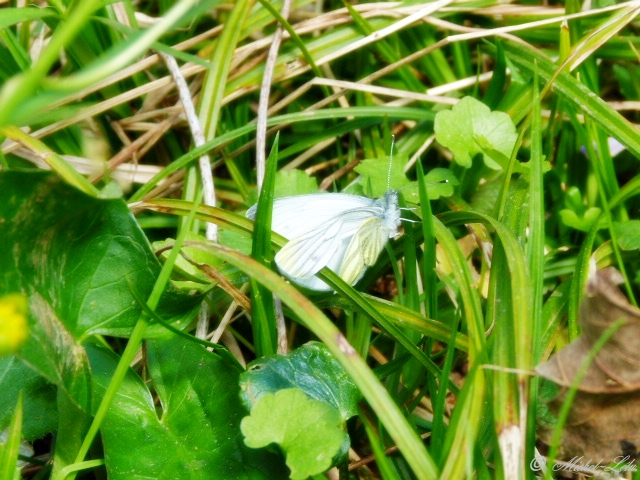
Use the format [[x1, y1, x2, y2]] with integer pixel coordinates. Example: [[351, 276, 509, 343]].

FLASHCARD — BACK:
[[536, 267, 640, 463]]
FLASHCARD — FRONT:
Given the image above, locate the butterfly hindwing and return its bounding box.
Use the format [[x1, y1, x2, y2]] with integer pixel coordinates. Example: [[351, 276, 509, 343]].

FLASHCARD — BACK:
[[275, 208, 378, 278], [339, 217, 389, 285]]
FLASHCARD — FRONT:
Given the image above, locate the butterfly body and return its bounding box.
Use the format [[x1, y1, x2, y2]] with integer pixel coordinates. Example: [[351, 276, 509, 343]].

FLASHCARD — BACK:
[[247, 191, 400, 291]]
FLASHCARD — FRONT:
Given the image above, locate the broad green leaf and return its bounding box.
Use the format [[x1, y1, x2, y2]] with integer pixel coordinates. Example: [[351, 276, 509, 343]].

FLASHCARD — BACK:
[[218, 228, 253, 256], [536, 379, 561, 428], [18, 294, 92, 477], [0, 357, 57, 441], [86, 336, 287, 479], [434, 96, 518, 170], [613, 220, 640, 250], [469, 174, 503, 215], [240, 341, 360, 422], [274, 169, 319, 198], [0, 171, 201, 339], [0, 170, 205, 475], [240, 388, 347, 480]]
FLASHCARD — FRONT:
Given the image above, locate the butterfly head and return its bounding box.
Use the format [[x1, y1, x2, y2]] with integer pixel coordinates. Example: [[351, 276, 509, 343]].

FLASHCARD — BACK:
[[380, 190, 401, 237]]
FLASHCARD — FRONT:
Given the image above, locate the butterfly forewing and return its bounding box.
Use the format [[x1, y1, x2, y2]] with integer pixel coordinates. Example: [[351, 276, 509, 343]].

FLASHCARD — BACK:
[[275, 217, 349, 277], [264, 194, 378, 240]]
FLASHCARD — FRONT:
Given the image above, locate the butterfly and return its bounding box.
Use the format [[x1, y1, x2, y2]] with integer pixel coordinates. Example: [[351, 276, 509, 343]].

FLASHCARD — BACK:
[[246, 190, 401, 291]]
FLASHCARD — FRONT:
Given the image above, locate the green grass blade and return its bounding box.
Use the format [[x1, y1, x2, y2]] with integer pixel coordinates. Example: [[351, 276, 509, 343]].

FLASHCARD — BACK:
[[128, 106, 434, 203], [502, 41, 640, 160], [198, 0, 252, 140], [200, 244, 439, 479], [0, 393, 22, 480], [249, 135, 280, 357], [0, 126, 100, 197], [525, 65, 545, 478], [68, 191, 205, 479]]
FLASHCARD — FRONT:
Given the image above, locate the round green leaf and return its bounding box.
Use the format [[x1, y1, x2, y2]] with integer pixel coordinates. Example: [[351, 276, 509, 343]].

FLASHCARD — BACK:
[[240, 341, 360, 422], [240, 388, 347, 480]]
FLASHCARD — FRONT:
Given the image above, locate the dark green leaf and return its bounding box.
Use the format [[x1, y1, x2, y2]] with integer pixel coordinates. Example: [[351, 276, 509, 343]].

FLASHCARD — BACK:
[[240, 341, 360, 422], [86, 336, 287, 479], [0, 356, 57, 441], [18, 294, 92, 477], [0, 171, 202, 339]]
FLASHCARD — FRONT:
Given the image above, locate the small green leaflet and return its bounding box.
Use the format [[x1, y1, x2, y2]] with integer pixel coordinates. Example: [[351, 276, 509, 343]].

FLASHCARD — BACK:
[[434, 96, 518, 170], [239, 342, 360, 476], [240, 388, 347, 480], [354, 156, 456, 202]]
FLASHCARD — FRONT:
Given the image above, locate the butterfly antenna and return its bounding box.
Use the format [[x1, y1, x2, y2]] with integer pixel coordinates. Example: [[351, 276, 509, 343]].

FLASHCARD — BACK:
[[387, 134, 395, 191]]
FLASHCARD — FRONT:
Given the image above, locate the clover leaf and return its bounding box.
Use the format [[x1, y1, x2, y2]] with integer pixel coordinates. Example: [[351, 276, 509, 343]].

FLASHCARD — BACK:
[[434, 96, 518, 170], [240, 388, 347, 480]]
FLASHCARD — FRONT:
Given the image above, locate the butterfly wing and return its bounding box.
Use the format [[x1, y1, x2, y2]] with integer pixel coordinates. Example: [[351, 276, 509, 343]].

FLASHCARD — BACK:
[[247, 193, 375, 240], [338, 192, 401, 285], [338, 217, 391, 285], [275, 207, 379, 278], [247, 191, 400, 291], [275, 216, 349, 278]]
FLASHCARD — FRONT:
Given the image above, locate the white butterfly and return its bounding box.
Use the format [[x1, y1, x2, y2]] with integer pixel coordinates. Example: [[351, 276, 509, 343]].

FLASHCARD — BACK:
[[246, 190, 401, 291]]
